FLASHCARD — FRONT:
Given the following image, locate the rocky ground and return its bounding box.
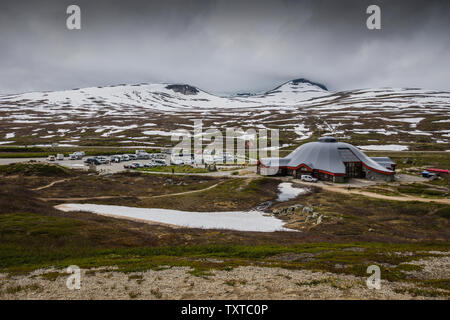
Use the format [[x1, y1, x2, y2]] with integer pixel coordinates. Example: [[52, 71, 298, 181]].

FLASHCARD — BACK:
[[0, 253, 448, 300]]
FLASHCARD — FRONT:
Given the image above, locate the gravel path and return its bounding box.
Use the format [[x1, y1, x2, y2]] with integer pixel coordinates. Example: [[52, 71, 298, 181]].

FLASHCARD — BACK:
[[295, 179, 450, 204], [32, 178, 73, 191]]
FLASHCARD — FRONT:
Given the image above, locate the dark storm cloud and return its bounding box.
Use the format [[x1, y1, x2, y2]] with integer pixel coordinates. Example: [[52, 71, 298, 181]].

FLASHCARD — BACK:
[[0, 0, 449, 95]]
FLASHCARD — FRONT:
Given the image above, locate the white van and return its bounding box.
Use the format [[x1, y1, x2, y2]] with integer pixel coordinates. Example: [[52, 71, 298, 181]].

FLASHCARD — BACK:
[[56, 154, 64, 161], [300, 175, 318, 182]]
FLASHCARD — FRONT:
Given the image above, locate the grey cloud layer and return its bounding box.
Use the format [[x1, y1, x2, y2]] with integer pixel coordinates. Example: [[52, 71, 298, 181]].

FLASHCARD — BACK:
[[0, 0, 449, 95]]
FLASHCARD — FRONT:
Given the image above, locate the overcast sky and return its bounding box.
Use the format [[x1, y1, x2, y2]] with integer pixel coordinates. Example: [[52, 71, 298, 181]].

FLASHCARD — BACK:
[[1, 0, 449, 95]]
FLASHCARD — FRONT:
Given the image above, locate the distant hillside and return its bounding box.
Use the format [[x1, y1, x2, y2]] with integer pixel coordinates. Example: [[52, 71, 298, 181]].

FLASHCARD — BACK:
[[0, 79, 449, 151]]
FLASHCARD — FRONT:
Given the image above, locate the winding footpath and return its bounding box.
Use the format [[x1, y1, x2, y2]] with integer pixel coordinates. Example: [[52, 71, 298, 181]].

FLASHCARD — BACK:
[[39, 181, 224, 202], [32, 178, 73, 191], [35, 174, 449, 205], [296, 180, 450, 205]]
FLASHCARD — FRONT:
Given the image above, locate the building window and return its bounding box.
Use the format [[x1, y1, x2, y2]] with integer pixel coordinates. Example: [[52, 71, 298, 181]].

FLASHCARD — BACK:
[[344, 162, 362, 178]]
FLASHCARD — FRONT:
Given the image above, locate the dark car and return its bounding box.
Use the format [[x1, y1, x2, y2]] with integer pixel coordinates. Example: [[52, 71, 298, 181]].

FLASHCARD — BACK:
[[84, 158, 101, 165], [124, 163, 139, 169]]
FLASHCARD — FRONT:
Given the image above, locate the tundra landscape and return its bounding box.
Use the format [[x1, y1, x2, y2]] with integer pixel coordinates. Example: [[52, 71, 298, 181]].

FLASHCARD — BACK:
[[0, 0, 449, 306], [0, 78, 449, 300]]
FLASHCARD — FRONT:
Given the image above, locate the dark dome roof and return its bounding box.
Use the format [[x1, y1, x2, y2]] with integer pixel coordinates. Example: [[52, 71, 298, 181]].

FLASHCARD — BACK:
[[318, 136, 337, 143]]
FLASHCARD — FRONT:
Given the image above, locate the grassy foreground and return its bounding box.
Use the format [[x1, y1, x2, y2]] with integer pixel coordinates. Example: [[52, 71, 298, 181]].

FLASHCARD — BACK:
[[0, 211, 447, 287], [0, 163, 449, 298]]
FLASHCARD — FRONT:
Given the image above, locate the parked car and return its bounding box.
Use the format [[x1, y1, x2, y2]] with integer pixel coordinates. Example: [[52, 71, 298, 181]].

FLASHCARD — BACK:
[[300, 175, 318, 182], [110, 155, 121, 163], [84, 158, 101, 165], [69, 151, 84, 160], [124, 162, 141, 169], [121, 154, 130, 161], [214, 152, 235, 163], [421, 171, 436, 178], [153, 153, 166, 159], [47, 155, 56, 161], [132, 162, 143, 168], [153, 159, 167, 166], [137, 152, 150, 159], [95, 156, 109, 164], [127, 154, 138, 160]]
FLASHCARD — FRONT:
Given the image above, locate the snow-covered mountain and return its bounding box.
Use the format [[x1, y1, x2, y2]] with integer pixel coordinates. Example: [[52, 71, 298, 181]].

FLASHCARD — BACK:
[[0, 78, 330, 112], [0, 78, 449, 150]]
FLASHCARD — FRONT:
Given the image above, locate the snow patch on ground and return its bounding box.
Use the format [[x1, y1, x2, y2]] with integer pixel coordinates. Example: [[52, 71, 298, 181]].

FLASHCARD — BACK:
[[142, 130, 175, 137], [392, 117, 424, 124], [56, 203, 294, 232], [358, 145, 409, 151], [277, 183, 309, 202], [433, 119, 450, 123]]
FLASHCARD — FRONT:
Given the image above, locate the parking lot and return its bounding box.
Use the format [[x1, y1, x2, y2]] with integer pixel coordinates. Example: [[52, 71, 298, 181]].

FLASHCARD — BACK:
[[0, 155, 253, 177], [0, 156, 162, 174]]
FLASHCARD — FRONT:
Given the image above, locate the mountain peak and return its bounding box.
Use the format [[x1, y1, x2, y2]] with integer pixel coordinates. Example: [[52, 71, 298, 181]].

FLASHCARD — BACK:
[[0, 78, 333, 112], [289, 78, 328, 91], [165, 84, 199, 95]]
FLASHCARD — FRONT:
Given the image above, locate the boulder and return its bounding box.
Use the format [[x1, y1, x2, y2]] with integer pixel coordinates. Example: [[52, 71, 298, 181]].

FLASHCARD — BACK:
[[302, 206, 313, 214], [316, 215, 322, 225]]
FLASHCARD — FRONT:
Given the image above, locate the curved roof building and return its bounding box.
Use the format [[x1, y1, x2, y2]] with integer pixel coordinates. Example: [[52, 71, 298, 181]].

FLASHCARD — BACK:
[[258, 137, 395, 182]]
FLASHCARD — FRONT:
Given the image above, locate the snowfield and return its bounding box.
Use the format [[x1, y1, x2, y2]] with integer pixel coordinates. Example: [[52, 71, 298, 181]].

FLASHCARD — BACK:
[[0, 78, 449, 149], [358, 145, 409, 151], [56, 203, 295, 232], [0, 79, 329, 112]]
